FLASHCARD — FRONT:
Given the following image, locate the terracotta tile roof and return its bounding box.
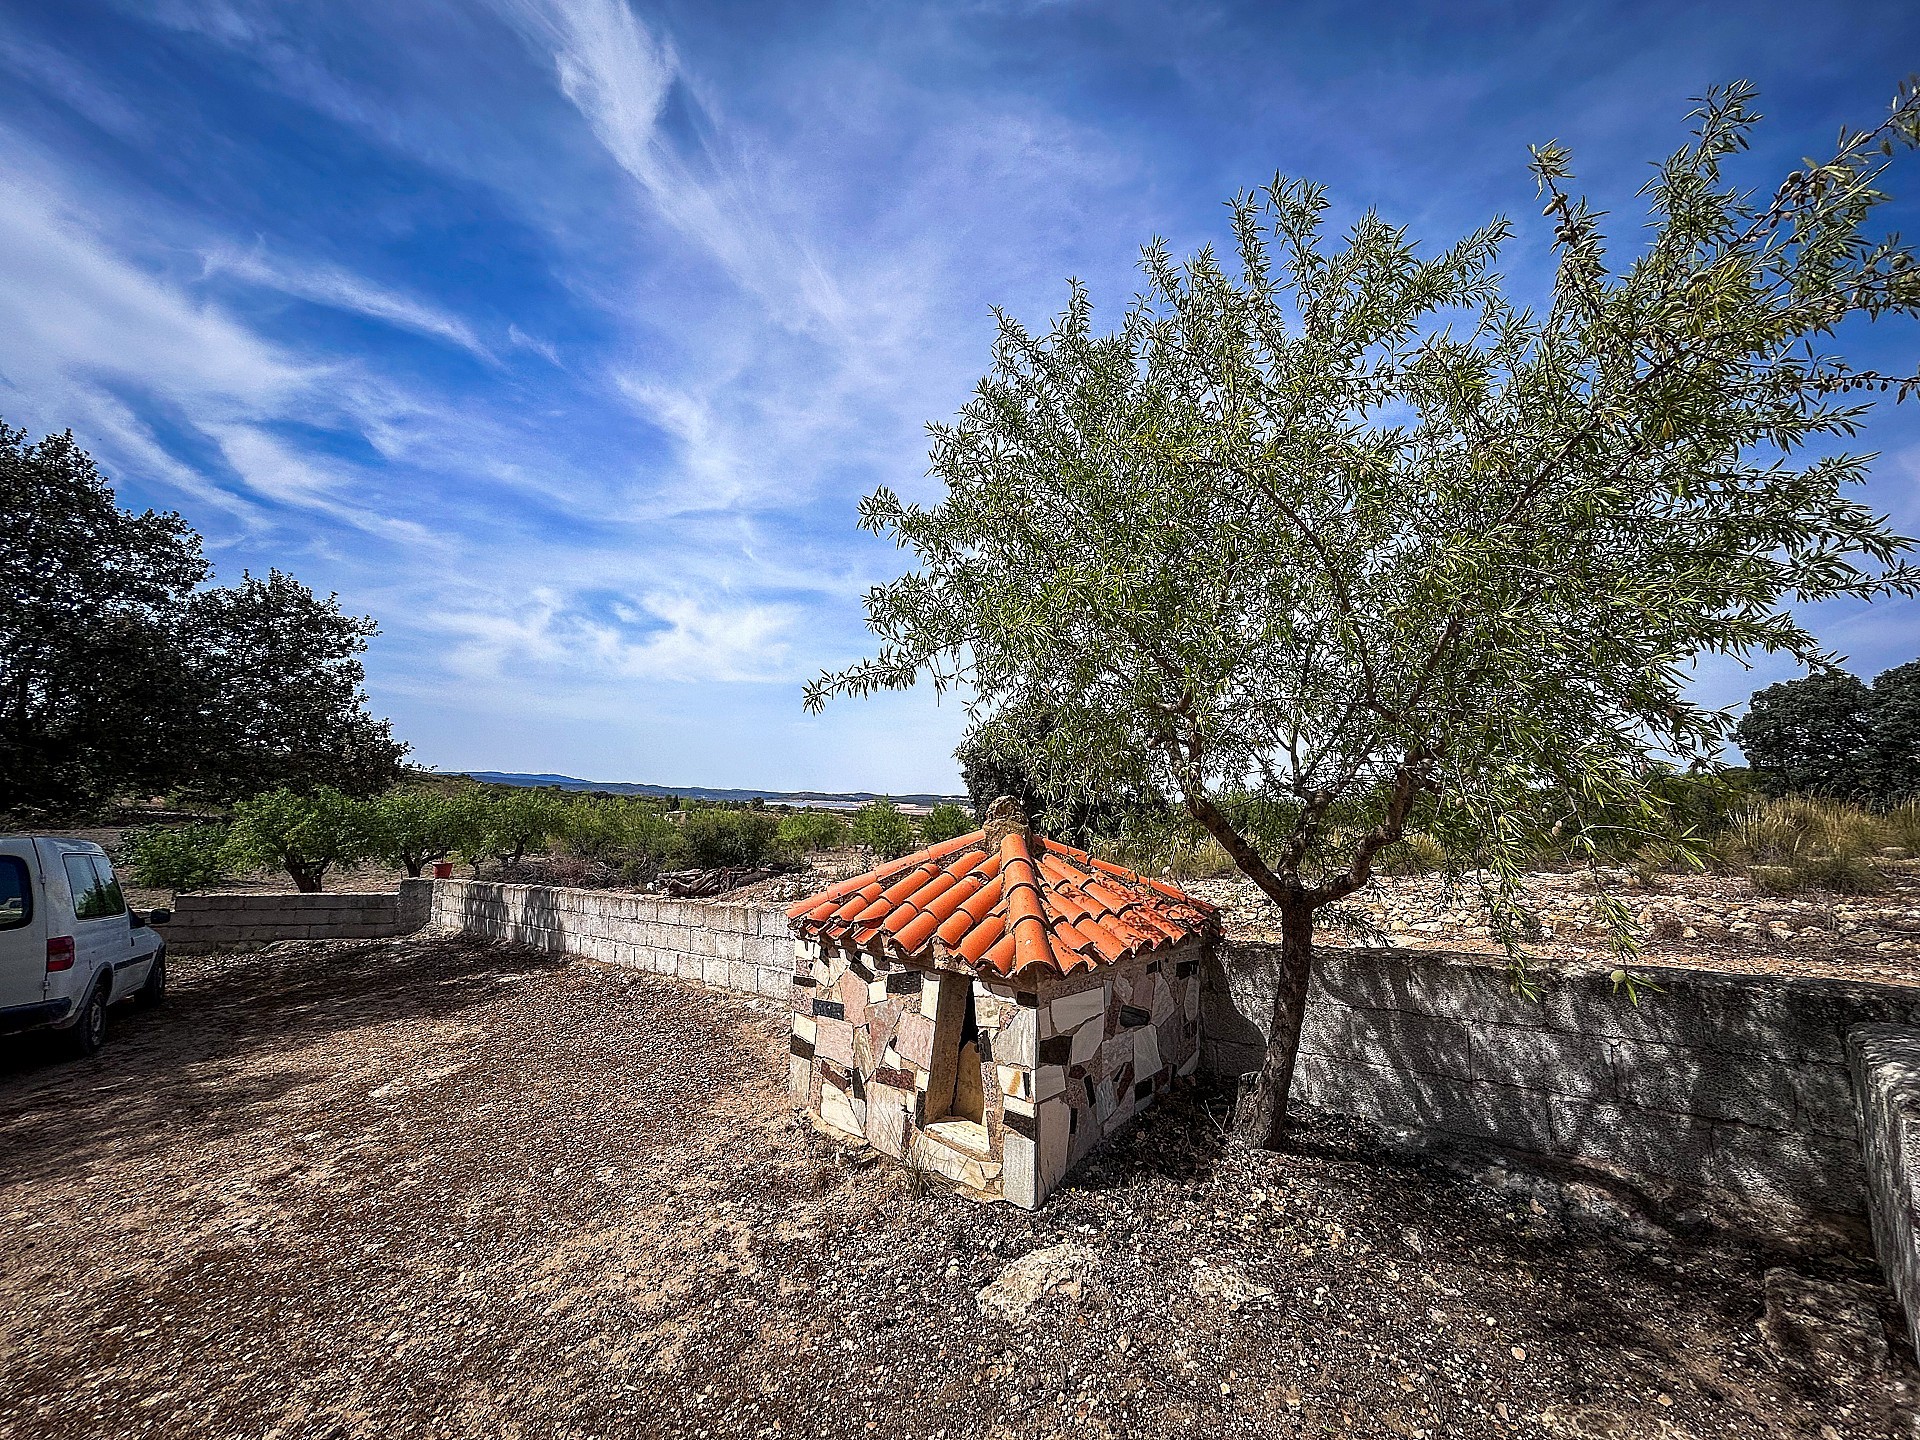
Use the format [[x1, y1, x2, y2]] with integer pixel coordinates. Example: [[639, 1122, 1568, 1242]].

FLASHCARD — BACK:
[[786, 828, 1218, 978]]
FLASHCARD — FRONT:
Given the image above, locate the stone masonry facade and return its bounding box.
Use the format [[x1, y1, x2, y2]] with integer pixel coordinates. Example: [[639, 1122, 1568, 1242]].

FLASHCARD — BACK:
[[791, 934, 1205, 1208]]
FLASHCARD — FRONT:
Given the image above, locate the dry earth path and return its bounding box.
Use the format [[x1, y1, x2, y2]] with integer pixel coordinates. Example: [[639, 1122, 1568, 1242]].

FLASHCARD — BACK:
[[0, 936, 1906, 1439]]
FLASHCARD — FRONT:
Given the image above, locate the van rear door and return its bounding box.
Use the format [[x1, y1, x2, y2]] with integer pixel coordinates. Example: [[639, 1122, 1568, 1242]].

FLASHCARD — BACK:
[[0, 844, 44, 1010], [58, 849, 128, 998]]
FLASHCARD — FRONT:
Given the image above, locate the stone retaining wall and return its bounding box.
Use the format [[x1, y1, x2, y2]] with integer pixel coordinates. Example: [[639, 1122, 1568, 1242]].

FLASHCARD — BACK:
[[156, 879, 433, 952], [429, 880, 792, 1000], [1850, 1025, 1920, 1353], [1205, 942, 1920, 1218]]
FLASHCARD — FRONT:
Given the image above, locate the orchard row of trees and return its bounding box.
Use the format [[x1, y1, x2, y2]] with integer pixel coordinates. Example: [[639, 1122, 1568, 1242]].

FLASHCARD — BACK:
[[1, 424, 406, 819], [124, 786, 974, 893]]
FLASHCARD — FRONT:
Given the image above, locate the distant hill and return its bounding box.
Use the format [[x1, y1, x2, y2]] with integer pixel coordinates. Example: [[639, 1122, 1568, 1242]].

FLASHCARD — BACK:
[[455, 771, 967, 811]]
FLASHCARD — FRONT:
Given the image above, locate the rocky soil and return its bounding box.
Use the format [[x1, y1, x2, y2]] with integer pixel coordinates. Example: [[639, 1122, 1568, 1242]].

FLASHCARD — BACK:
[[0, 936, 1906, 1439], [1189, 867, 1920, 988]]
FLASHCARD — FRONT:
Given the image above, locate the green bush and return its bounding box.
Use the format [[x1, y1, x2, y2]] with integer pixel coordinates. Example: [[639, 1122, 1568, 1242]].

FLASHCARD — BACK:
[[922, 802, 974, 843], [680, 808, 780, 868], [849, 801, 915, 860], [776, 809, 849, 857], [224, 787, 374, 892], [119, 823, 232, 892]]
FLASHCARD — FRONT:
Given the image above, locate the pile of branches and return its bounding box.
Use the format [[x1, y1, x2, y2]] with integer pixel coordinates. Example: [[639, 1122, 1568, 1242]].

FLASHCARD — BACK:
[[659, 866, 780, 899]]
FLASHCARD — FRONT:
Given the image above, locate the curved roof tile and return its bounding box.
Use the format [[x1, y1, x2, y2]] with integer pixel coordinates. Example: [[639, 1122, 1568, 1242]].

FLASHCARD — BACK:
[[786, 825, 1217, 977]]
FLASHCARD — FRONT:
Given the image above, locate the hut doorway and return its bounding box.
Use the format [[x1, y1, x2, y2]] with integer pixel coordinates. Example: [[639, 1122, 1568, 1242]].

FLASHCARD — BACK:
[[923, 976, 989, 1154]]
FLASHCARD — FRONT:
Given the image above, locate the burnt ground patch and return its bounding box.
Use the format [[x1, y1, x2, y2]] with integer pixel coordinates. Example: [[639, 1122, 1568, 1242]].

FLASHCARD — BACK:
[[0, 935, 1906, 1439]]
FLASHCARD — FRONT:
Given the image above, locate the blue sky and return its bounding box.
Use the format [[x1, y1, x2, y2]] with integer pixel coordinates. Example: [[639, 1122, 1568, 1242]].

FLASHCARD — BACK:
[[2, 1, 1917, 792]]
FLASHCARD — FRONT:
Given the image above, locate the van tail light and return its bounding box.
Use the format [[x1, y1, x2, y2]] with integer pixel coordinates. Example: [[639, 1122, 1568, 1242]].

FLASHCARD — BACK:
[[46, 936, 75, 972]]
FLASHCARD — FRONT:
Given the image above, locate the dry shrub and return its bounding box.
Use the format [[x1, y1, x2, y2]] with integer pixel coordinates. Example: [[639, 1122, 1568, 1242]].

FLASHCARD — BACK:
[[1723, 797, 1888, 895]]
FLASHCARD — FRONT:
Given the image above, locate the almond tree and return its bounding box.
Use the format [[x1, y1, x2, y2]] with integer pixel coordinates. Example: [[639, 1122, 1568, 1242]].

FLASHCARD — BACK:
[[808, 83, 1920, 1146]]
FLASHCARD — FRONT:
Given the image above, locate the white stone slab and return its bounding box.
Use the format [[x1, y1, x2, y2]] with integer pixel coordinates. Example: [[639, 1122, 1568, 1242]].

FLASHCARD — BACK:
[[1033, 1064, 1066, 1102], [820, 1082, 862, 1138], [1049, 984, 1108, 1035], [1069, 1017, 1105, 1065], [1038, 1097, 1071, 1191], [995, 1005, 1037, 1067], [794, 1014, 817, 1045], [1133, 1024, 1162, 1079], [1002, 1133, 1039, 1209]]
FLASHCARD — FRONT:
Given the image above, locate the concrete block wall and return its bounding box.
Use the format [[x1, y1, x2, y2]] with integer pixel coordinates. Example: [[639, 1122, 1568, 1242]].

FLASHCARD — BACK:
[[1205, 942, 1920, 1218], [156, 878, 434, 952], [430, 880, 793, 1001], [1850, 1025, 1920, 1354]]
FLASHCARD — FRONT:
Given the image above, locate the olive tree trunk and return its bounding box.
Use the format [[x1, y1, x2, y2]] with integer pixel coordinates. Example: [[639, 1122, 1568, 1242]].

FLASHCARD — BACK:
[[1231, 899, 1317, 1149]]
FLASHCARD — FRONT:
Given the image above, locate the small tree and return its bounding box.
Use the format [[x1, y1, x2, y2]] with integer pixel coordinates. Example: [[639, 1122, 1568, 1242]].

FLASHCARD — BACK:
[[462, 788, 562, 870], [367, 788, 467, 876], [224, 787, 373, 892], [810, 84, 1920, 1145], [849, 801, 915, 859], [922, 802, 974, 843]]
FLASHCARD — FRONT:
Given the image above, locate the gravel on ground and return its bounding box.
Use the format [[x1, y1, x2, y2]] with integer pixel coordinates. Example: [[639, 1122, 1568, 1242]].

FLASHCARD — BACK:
[[0, 936, 1906, 1439]]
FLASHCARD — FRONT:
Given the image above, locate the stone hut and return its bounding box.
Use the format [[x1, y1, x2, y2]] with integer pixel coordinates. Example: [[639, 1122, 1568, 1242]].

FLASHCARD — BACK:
[[784, 799, 1218, 1208]]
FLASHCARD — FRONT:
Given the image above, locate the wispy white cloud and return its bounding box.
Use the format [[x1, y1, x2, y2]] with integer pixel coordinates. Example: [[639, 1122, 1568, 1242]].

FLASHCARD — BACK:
[[439, 587, 798, 684], [490, 0, 850, 333], [507, 323, 562, 366], [201, 245, 497, 363]]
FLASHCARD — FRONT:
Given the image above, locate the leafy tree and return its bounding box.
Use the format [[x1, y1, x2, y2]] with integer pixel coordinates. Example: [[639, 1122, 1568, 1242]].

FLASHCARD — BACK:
[[1868, 660, 1920, 802], [183, 570, 407, 801], [367, 788, 470, 876], [776, 809, 850, 856], [0, 425, 206, 817], [922, 802, 974, 842], [224, 787, 373, 892], [809, 84, 1920, 1145], [1735, 671, 1877, 798], [956, 703, 1170, 842], [120, 823, 233, 892], [849, 801, 915, 859], [0, 423, 408, 816], [462, 788, 563, 869]]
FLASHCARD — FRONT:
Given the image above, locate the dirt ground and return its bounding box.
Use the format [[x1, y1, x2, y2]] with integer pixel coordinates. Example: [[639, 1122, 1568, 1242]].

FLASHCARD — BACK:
[[0, 936, 1905, 1440]]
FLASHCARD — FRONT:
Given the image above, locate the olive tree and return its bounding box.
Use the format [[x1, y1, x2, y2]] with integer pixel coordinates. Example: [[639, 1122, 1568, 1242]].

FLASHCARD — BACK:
[[809, 84, 1920, 1145]]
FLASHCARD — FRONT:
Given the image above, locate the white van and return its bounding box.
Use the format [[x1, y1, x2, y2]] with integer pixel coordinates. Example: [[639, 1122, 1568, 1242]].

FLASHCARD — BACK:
[[0, 837, 167, 1055]]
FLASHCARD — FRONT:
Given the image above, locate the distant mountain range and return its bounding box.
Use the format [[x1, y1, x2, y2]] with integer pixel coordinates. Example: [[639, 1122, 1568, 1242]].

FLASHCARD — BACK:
[[456, 771, 967, 810]]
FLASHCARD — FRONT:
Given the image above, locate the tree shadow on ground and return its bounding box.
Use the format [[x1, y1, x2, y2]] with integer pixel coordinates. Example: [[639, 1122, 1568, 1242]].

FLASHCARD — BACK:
[[0, 935, 568, 1191]]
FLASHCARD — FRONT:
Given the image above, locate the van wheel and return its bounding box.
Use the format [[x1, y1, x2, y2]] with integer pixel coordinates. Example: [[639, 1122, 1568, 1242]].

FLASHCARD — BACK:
[[68, 982, 108, 1057], [135, 949, 167, 1010]]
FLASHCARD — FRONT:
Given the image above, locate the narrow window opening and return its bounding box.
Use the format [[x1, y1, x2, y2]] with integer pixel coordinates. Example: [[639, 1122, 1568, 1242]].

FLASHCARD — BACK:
[[923, 976, 991, 1156]]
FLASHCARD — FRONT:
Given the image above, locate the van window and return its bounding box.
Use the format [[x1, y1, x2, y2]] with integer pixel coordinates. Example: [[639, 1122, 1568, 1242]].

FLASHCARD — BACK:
[[90, 857, 127, 917], [63, 853, 123, 921], [0, 858, 29, 930]]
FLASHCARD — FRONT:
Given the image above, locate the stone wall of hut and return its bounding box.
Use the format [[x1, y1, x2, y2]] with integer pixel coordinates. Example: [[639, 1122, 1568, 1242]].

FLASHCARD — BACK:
[[788, 934, 1204, 1208]]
